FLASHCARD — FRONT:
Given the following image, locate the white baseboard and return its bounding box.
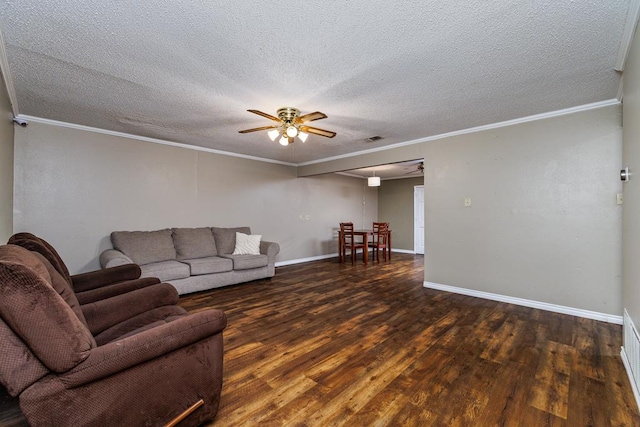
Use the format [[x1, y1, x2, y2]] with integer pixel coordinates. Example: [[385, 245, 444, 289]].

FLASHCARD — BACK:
[[275, 253, 338, 267], [276, 249, 416, 267], [392, 248, 416, 254], [423, 281, 623, 324]]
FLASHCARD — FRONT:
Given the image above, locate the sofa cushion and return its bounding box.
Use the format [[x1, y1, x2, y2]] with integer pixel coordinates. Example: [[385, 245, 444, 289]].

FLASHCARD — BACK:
[[172, 228, 217, 259], [93, 305, 188, 346], [141, 260, 190, 282], [181, 257, 233, 275], [32, 252, 91, 331], [111, 229, 177, 265], [0, 244, 51, 282], [211, 227, 251, 255], [8, 232, 72, 285], [0, 245, 94, 373], [219, 254, 268, 270]]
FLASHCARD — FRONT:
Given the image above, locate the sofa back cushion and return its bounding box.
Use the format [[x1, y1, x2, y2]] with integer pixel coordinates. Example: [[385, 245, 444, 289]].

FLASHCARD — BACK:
[[32, 252, 91, 330], [172, 227, 217, 259], [0, 245, 95, 373], [211, 227, 251, 255], [111, 229, 177, 265], [8, 232, 72, 285]]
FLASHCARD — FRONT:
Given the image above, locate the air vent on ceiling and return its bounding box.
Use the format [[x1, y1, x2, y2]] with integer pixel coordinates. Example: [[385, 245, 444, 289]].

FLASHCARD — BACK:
[[364, 136, 383, 143]]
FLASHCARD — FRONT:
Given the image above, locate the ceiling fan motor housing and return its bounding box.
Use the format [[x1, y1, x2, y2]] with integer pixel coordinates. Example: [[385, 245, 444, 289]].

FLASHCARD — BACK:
[[277, 107, 300, 124]]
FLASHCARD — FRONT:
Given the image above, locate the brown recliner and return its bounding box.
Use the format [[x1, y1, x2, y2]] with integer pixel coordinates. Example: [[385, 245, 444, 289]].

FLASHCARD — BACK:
[[8, 232, 161, 304], [0, 244, 227, 426]]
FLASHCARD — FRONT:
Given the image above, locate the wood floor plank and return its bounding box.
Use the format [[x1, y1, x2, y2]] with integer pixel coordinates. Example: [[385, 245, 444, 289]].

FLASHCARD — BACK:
[[566, 373, 610, 427], [572, 317, 606, 381], [529, 341, 576, 419], [480, 316, 518, 364]]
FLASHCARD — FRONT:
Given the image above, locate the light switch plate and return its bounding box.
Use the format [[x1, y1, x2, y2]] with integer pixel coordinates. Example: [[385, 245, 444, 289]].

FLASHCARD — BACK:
[[617, 194, 623, 205], [464, 198, 472, 207]]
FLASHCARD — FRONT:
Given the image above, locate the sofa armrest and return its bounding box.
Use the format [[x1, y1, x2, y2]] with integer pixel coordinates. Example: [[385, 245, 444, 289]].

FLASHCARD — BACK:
[[100, 249, 134, 269], [260, 240, 280, 262], [81, 283, 179, 335], [59, 309, 227, 388], [75, 277, 162, 305], [71, 264, 142, 293]]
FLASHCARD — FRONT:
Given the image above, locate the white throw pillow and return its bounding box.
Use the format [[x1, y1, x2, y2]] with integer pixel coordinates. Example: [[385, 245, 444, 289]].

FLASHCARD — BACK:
[[233, 232, 262, 255]]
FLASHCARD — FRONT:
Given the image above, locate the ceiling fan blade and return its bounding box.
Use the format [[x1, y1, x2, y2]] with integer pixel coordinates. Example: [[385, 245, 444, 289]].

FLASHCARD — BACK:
[[238, 125, 278, 133], [296, 111, 327, 124], [247, 109, 281, 122], [299, 125, 336, 138]]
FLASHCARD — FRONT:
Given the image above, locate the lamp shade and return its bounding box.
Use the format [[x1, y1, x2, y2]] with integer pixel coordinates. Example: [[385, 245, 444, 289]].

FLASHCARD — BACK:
[[286, 125, 298, 137], [267, 129, 280, 141], [368, 176, 381, 187], [279, 135, 289, 146], [298, 131, 308, 143]]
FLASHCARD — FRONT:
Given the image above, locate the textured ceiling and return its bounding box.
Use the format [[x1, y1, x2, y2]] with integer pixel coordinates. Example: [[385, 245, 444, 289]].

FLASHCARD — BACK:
[[0, 1, 631, 164]]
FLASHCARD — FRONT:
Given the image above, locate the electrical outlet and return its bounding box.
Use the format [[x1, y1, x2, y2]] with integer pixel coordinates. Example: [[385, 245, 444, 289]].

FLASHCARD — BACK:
[[464, 198, 472, 207], [617, 193, 624, 205]]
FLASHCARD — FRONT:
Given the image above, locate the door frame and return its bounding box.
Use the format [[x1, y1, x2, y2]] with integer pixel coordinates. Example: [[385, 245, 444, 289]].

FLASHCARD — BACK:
[[414, 185, 424, 254]]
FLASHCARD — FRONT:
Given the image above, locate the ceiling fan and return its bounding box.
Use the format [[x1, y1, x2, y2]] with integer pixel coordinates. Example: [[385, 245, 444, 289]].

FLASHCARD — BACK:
[[405, 162, 424, 175], [239, 107, 336, 146]]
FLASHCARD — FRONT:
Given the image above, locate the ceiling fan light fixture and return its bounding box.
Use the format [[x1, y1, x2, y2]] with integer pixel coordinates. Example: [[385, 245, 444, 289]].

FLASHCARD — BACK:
[[267, 129, 280, 141], [286, 125, 298, 138], [239, 107, 336, 146]]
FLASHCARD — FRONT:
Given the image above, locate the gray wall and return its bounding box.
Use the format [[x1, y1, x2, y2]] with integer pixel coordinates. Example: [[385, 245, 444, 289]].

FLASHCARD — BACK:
[[423, 105, 622, 315], [623, 25, 640, 328], [13, 121, 377, 273], [378, 177, 424, 250], [0, 68, 13, 243], [301, 105, 623, 315]]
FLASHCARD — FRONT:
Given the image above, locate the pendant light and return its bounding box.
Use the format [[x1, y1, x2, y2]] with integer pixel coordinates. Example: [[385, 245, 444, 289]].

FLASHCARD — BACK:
[[368, 171, 380, 187]]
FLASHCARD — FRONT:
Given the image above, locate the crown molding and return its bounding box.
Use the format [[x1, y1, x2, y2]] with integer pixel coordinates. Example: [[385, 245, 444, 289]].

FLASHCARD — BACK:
[[618, 75, 625, 102], [615, 0, 640, 72], [0, 24, 19, 116], [297, 99, 621, 167], [334, 171, 367, 179], [16, 98, 621, 170], [15, 114, 297, 167]]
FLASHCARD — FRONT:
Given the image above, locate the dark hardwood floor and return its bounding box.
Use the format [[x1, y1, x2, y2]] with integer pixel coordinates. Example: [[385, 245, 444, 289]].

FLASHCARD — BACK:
[[1, 253, 638, 426], [182, 254, 639, 426]]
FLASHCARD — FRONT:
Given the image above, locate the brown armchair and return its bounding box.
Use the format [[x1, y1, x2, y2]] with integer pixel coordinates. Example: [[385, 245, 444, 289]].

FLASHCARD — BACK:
[[0, 244, 226, 426], [8, 232, 161, 304]]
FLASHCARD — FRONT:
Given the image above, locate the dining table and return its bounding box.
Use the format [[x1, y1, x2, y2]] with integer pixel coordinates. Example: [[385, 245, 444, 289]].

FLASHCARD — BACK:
[[338, 228, 392, 264]]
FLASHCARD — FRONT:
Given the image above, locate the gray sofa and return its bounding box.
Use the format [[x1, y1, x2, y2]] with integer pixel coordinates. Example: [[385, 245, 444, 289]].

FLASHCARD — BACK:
[[100, 227, 279, 295]]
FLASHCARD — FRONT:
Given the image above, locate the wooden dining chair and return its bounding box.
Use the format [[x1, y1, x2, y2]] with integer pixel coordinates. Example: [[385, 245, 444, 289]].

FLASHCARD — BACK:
[[370, 222, 388, 247], [340, 222, 366, 264], [370, 222, 389, 262]]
